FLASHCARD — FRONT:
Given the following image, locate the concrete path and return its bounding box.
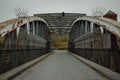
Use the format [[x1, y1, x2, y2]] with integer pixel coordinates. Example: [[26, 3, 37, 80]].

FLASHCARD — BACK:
[[14, 50, 108, 80]]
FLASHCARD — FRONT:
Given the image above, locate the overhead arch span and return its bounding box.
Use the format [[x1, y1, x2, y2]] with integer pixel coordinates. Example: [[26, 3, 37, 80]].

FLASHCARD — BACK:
[[72, 16, 120, 38], [0, 16, 49, 37]]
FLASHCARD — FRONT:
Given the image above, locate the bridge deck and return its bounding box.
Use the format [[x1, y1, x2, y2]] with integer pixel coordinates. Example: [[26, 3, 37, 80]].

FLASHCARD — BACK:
[[13, 50, 108, 80]]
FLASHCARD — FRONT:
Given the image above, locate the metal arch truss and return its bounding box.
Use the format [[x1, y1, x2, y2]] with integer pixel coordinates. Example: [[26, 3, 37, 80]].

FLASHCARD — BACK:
[[0, 16, 51, 50], [71, 16, 120, 38], [0, 16, 49, 38], [0, 16, 51, 74], [69, 16, 120, 73]]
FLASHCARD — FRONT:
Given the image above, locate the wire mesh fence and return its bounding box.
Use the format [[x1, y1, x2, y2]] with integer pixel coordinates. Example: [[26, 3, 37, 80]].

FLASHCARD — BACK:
[[69, 48, 120, 73], [0, 48, 50, 74]]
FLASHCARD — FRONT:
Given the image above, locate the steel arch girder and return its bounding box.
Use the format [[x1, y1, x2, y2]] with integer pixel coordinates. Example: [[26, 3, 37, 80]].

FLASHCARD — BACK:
[[71, 16, 120, 38], [0, 16, 49, 38]]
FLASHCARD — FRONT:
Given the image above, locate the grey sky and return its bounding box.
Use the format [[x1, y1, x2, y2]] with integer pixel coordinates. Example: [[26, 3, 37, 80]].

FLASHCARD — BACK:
[[0, 0, 120, 22]]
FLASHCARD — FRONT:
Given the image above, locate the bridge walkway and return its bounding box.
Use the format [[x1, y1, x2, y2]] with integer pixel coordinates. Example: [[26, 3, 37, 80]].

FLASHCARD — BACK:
[[13, 50, 109, 80]]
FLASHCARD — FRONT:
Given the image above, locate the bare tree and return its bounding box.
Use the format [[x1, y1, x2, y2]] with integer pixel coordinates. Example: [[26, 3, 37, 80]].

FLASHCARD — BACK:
[[91, 6, 106, 17], [13, 7, 29, 17]]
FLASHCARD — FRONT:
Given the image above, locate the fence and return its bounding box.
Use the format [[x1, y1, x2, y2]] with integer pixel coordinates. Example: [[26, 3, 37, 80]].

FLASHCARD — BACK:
[[0, 48, 50, 74], [69, 48, 120, 73]]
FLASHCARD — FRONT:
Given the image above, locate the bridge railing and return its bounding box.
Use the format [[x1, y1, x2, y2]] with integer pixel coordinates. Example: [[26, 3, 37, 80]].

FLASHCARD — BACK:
[[69, 48, 120, 73], [0, 48, 50, 74]]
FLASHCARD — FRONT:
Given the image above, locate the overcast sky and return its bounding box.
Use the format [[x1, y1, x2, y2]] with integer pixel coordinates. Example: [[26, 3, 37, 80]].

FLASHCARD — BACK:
[[0, 0, 120, 22]]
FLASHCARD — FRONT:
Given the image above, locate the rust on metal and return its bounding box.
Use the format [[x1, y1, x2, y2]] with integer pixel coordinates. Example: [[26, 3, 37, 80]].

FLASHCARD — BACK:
[[0, 18, 21, 29]]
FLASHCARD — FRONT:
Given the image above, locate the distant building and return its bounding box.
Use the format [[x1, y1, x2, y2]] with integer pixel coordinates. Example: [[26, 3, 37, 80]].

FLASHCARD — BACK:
[[103, 10, 117, 21]]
